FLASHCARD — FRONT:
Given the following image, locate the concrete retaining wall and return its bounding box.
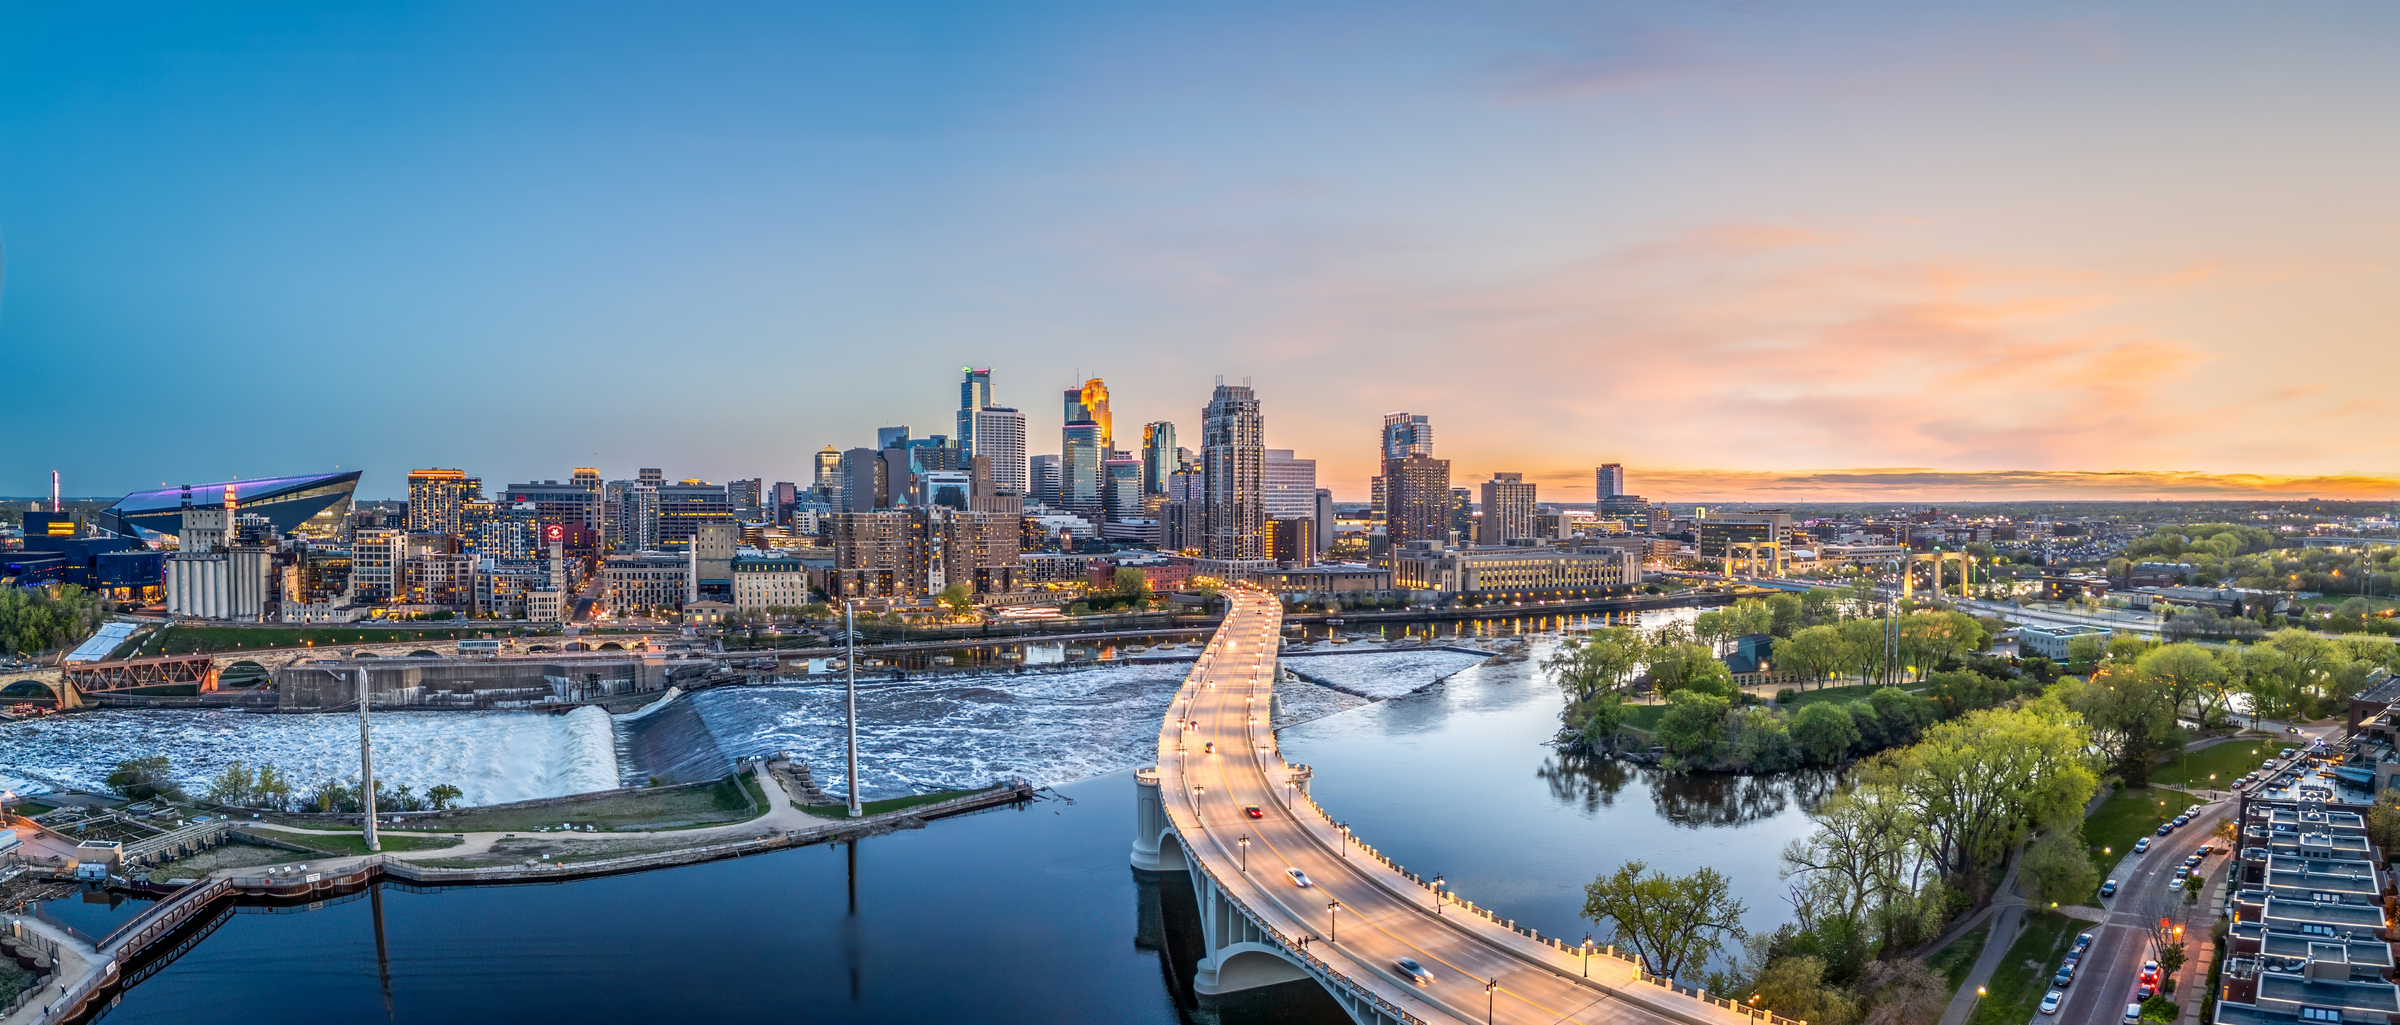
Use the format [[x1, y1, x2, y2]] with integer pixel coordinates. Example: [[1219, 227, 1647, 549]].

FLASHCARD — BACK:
[[273, 657, 669, 711]]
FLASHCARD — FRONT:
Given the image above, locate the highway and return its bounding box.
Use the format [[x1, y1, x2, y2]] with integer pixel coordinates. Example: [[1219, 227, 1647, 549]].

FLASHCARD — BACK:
[[1155, 585, 1765, 1025]]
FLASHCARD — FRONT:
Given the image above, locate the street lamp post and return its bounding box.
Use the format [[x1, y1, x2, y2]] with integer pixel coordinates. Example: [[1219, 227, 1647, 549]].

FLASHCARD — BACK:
[[1581, 934, 1593, 977], [1238, 835, 1249, 872], [1328, 900, 1339, 944], [1486, 978, 1498, 1024], [1433, 874, 1445, 914], [1337, 822, 1349, 857], [1971, 985, 1986, 1022]]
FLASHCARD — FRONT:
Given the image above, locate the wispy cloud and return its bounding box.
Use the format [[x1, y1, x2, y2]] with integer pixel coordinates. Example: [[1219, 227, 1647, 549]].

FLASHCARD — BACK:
[[1545, 467, 2400, 502]]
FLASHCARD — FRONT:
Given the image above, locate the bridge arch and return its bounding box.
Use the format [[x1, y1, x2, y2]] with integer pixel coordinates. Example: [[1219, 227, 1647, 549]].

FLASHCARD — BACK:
[[598, 641, 624, 651], [407, 649, 442, 658], [2, 679, 60, 702], [1200, 943, 1313, 995], [219, 660, 270, 688]]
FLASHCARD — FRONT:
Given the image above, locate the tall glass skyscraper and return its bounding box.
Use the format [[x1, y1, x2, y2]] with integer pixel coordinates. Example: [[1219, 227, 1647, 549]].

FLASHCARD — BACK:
[[956, 368, 992, 451], [1141, 421, 1177, 496], [1201, 383, 1265, 561], [1061, 421, 1104, 519]]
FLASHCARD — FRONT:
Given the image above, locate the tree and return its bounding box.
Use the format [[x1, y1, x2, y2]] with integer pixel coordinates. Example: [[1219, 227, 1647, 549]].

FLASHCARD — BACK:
[[1544, 628, 1649, 701], [108, 756, 183, 802], [1582, 861, 1748, 981], [1650, 642, 1737, 697], [1563, 692, 1630, 753], [1111, 567, 1151, 600], [2019, 830, 2099, 906], [2063, 632, 2107, 672], [2135, 644, 2223, 723], [2055, 668, 2175, 782], [1780, 625, 1857, 687], [206, 760, 255, 805], [936, 583, 974, 616], [1872, 700, 2098, 880], [253, 763, 294, 811], [1791, 704, 1862, 765], [427, 784, 464, 811], [1656, 690, 1732, 762], [1744, 955, 1857, 1025]]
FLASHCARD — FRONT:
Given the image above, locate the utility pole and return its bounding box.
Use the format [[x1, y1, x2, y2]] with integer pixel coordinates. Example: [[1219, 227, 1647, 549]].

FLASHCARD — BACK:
[[846, 600, 862, 818], [357, 666, 380, 852]]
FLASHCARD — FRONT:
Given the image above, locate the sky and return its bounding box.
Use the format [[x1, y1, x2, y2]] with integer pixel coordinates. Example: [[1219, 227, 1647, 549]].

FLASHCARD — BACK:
[[3, 2, 2395, 504]]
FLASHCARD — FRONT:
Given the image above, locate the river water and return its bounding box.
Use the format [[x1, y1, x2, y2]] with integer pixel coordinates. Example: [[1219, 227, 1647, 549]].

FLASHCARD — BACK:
[[28, 615, 1831, 1023]]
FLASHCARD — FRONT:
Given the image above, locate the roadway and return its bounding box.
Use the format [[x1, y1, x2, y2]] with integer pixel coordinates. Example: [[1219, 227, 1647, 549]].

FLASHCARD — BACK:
[[2052, 791, 2224, 1025], [1158, 586, 1753, 1025]]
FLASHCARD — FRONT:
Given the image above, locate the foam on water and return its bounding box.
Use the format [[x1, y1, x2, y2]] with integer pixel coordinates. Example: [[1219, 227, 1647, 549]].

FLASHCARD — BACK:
[[1285, 647, 1491, 699], [0, 705, 620, 807], [0, 650, 1473, 808]]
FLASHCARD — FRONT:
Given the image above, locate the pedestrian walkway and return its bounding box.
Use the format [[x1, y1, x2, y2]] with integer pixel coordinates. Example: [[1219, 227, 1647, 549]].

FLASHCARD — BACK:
[[1937, 855, 2027, 1025]]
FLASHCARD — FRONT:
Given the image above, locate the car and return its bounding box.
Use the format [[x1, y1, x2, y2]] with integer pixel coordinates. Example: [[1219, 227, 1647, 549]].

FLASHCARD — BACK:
[[1244, 806, 1264, 819], [2100, 879, 2117, 897], [2172, 867, 2190, 885], [2282, 747, 2297, 756], [2138, 981, 2159, 999], [2196, 843, 2215, 857], [2052, 965, 2075, 987], [1287, 868, 1314, 888], [2140, 960, 2161, 983], [2173, 814, 2190, 827], [2123, 1003, 2143, 1024], [2156, 823, 2174, 836], [2134, 837, 2152, 853], [1395, 957, 1435, 985], [2041, 991, 2064, 1015], [2184, 854, 2202, 868], [1203, 742, 1215, 754], [2075, 932, 2095, 952], [2064, 949, 2082, 967]]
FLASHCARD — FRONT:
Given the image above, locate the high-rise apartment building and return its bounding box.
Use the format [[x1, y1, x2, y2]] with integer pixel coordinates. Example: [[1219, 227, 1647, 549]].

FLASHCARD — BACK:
[[637, 468, 664, 487], [957, 368, 993, 452], [405, 469, 475, 535], [614, 484, 660, 552], [1596, 464, 1626, 500], [1201, 382, 1266, 561], [1030, 455, 1061, 508], [728, 479, 765, 518], [1065, 378, 1112, 453], [972, 406, 1027, 494], [1141, 422, 1177, 496], [1477, 473, 1538, 545], [1062, 421, 1104, 519], [572, 466, 600, 496], [1383, 456, 1453, 556], [501, 479, 602, 551], [1382, 413, 1434, 460], [1315, 488, 1335, 553]]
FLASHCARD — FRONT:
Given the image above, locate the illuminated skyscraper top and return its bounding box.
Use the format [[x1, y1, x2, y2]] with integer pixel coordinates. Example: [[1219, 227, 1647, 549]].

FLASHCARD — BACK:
[[1065, 378, 1113, 454], [1381, 412, 1433, 461]]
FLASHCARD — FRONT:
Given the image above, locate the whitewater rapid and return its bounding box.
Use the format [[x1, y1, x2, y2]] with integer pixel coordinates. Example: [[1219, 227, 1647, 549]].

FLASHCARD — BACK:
[[0, 648, 1479, 807]]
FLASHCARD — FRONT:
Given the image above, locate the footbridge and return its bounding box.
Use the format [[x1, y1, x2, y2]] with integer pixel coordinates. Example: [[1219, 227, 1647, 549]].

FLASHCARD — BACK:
[[1134, 586, 1805, 1025]]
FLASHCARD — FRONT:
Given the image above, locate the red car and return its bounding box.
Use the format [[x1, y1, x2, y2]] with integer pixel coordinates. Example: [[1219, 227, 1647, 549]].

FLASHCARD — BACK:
[[1244, 806, 1264, 819]]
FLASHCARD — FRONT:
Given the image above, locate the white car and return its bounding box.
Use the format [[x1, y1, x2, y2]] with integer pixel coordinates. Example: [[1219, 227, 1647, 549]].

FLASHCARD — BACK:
[[1287, 868, 1314, 888], [1395, 957, 1435, 985], [2041, 990, 2064, 1015]]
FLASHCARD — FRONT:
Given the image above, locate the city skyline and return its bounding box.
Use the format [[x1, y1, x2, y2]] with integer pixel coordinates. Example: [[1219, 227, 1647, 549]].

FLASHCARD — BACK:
[[4, 4, 2396, 500]]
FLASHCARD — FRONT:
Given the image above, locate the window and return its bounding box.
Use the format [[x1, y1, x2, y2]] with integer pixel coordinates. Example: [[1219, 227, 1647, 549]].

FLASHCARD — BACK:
[[2298, 1008, 2341, 1023]]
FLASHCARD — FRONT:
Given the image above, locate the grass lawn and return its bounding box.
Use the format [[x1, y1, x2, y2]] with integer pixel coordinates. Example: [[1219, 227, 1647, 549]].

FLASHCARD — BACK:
[[801, 789, 980, 819], [253, 830, 463, 856], [1926, 916, 1994, 994], [2151, 738, 2283, 791], [1774, 682, 1891, 708], [2085, 788, 2207, 865], [381, 775, 763, 833], [1967, 910, 2077, 1025], [1620, 704, 1669, 734]]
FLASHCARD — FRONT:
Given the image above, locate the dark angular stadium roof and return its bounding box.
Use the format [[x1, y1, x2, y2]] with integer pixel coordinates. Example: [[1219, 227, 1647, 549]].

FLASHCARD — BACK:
[[104, 471, 362, 537]]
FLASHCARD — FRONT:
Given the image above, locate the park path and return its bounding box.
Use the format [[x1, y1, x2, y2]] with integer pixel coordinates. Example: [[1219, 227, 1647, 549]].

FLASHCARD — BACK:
[[1936, 852, 2027, 1025]]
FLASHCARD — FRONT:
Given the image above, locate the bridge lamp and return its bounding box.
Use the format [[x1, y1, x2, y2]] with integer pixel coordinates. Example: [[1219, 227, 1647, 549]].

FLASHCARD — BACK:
[[1327, 900, 1340, 943], [1237, 834, 1250, 872], [1432, 874, 1445, 914], [1336, 823, 1350, 856], [1582, 934, 1593, 977], [1485, 978, 1498, 1024]]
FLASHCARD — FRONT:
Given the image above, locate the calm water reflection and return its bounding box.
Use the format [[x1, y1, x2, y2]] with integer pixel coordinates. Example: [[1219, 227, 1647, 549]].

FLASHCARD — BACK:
[[55, 629, 1827, 1023]]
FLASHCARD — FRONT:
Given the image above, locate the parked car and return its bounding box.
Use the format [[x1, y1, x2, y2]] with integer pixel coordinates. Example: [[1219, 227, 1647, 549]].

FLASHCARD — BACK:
[[2041, 991, 2064, 1015], [2140, 960, 2161, 983], [2052, 964, 2075, 988], [2100, 879, 2117, 898], [2123, 1003, 2143, 1024], [2134, 837, 2151, 853], [2173, 814, 2190, 827], [2156, 823, 2174, 836], [2172, 867, 2191, 885], [2075, 932, 2095, 952]]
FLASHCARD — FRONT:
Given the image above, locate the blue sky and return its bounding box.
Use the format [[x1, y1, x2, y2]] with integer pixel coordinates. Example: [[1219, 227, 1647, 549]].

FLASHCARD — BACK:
[[5, 2, 2395, 502]]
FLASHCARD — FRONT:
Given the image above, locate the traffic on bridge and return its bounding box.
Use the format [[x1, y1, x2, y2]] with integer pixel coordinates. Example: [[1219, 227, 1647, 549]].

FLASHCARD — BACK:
[[1139, 585, 1799, 1025]]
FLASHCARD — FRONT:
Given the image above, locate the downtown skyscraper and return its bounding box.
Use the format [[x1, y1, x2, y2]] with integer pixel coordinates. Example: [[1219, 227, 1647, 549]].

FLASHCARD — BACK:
[[1200, 382, 1265, 561], [1380, 411, 1450, 558]]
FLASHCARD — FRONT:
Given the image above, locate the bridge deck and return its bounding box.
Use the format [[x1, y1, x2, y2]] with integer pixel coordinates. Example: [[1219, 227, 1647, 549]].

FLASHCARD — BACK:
[[1159, 586, 1796, 1025]]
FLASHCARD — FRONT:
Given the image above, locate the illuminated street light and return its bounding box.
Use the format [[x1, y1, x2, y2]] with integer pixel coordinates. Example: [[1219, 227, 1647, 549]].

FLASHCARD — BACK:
[[1432, 874, 1445, 914], [1238, 834, 1250, 872]]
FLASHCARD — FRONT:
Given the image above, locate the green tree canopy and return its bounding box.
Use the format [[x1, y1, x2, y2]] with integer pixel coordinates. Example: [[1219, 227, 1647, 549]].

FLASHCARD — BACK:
[[1543, 628, 1650, 701], [1791, 703, 1861, 765], [1582, 860, 1748, 981]]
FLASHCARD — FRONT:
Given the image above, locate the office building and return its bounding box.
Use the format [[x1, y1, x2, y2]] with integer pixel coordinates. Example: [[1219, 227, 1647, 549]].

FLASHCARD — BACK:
[[1062, 421, 1104, 519], [957, 368, 993, 452], [602, 552, 688, 615], [637, 468, 664, 487], [827, 508, 1018, 599], [1029, 455, 1062, 507], [688, 521, 738, 604], [728, 479, 765, 518], [405, 469, 476, 536], [972, 406, 1027, 493], [1389, 540, 1642, 598], [502, 479, 604, 545], [813, 447, 842, 503], [1268, 517, 1316, 567], [877, 426, 911, 450], [1263, 449, 1318, 522], [732, 553, 815, 612], [1596, 464, 1626, 500], [921, 470, 972, 509], [1103, 457, 1145, 523], [1200, 382, 1266, 561], [1696, 510, 1794, 576], [772, 481, 799, 522], [1066, 378, 1113, 453], [1315, 489, 1335, 553], [656, 480, 733, 548], [1478, 473, 1538, 545], [1142, 422, 1177, 497]]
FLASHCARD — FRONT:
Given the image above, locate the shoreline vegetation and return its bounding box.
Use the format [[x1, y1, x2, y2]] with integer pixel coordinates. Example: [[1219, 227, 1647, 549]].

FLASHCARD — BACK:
[[1553, 588, 2400, 1025]]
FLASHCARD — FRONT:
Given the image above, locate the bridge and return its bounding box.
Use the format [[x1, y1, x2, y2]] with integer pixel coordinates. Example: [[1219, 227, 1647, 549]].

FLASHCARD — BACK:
[[1134, 585, 1803, 1025]]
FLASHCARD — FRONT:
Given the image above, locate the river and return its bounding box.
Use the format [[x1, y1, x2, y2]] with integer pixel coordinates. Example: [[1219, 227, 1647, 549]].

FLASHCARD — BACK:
[[25, 617, 1832, 1023]]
